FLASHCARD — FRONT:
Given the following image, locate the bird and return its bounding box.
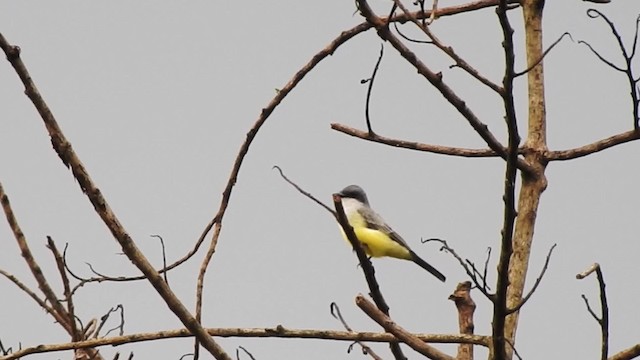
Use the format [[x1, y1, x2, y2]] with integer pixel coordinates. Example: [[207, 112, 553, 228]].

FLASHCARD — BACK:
[[335, 184, 446, 282]]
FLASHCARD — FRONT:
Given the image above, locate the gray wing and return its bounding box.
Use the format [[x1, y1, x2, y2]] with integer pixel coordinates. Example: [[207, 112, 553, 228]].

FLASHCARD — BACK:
[[357, 207, 411, 249]]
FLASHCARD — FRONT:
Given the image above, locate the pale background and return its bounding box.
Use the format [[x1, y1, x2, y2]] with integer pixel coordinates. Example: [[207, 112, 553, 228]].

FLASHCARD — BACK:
[[1, 1, 639, 359]]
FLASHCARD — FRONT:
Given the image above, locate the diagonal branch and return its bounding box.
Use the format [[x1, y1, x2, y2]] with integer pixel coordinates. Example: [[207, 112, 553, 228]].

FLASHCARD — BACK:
[[514, 32, 573, 77], [392, 0, 504, 94], [0, 182, 72, 332], [354, 0, 537, 177], [506, 244, 556, 314], [46, 237, 80, 341], [333, 194, 406, 360], [0, 268, 53, 316], [0, 33, 231, 360], [356, 294, 455, 360], [34, 0, 521, 290], [330, 303, 383, 360], [609, 344, 640, 360]]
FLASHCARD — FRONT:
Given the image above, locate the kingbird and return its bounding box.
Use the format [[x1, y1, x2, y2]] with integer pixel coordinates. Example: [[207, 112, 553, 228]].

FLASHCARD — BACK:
[[336, 185, 446, 282]]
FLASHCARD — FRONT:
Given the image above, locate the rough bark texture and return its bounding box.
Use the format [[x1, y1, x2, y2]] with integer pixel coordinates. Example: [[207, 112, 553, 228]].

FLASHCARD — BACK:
[[449, 281, 476, 360], [504, 0, 548, 358]]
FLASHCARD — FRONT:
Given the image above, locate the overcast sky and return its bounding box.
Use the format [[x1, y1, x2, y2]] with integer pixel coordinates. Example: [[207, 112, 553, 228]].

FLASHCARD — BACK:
[[1, 1, 640, 359]]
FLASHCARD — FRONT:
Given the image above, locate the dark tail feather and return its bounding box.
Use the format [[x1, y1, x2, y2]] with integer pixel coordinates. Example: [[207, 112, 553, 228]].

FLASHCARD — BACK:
[[410, 251, 446, 282]]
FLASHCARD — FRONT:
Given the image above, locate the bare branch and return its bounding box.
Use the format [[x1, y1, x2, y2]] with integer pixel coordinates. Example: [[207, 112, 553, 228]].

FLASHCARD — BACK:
[[15, 0, 519, 291], [425, 238, 492, 300], [362, 44, 385, 134], [236, 346, 256, 360], [46, 236, 80, 341], [609, 344, 640, 360], [0, 268, 52, 314], [545, 129, 640, 161], [576, 263, 609, 360], [392, 0, 504, 94], [448, 282, 476, 360], [507, 244, 557, 314], [0, 181, 72, 332], [330, 303, 383, 360], [190, 17, 386, 355], [0, 326, 489, 360], [576, 263, 599, 279], [272, 166, 335, 215], [514, 32, 573, 77], [580, 9, 640, 128], [493, 0, 521, 355], [0, 33, 230, 360], [332, 122, 509, 158], [150, 235, 169, 285], [354, 0, 538, 177], [332, 193, 407, 359], [356, 294, 455, 360]]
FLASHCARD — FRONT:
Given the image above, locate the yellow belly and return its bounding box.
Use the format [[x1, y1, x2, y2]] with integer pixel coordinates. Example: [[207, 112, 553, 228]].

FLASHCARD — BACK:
[[341, 226, 411, 260]]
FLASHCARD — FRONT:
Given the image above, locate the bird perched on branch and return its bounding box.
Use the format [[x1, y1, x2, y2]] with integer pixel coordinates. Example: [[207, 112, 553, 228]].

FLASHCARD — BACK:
[[335, 184, 446, 282]]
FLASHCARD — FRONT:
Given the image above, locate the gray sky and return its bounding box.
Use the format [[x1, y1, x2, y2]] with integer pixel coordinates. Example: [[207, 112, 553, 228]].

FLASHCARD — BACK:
[[1, 1, 639, 359]]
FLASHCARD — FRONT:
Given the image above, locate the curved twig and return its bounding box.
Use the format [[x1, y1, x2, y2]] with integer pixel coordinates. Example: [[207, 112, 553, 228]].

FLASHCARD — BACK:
[[330, 303, 383, 360], [580, 9, 640, 128], [425, 238, 492, 300], [514, 32, 573, 77], [506, 244, 557, 314], [363, 44, 385, 134]]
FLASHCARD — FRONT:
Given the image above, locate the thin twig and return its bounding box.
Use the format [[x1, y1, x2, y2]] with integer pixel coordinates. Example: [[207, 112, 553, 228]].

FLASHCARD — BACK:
[[236, 346, 256, 360], [425, 238, 492, 299], [514, 32, 573, 77], [392, 0, 504, 94], [0, 181, 72, 332], [576, 263, 609, 360], [506, 244, 557, 314], [0, 268, 53, 314], [150, 235, 169, 285], [272, 166, 335, 215], [363, 44, 385, 135], [47, 236, 80, 341], [356, 294, 455, 360], [330, 303, 383, 360], [579, 9, 640, 129]]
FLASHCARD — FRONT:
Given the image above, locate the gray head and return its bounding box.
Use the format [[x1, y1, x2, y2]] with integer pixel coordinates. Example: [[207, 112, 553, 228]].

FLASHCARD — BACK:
[[337, 185, 370, 205]]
